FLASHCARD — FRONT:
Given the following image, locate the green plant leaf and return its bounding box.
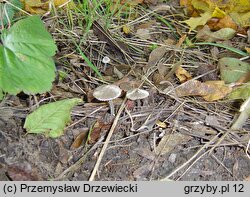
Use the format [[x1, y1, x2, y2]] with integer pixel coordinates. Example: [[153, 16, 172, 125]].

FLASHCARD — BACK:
[[0, 90, 3, 100], [0, 0, 23, 26], [0, 15, 57, 95], [219, 57, 250, 83], [24, 98, 82, 138], [196, 26, 236, 42], [228, 82, 250, 100]]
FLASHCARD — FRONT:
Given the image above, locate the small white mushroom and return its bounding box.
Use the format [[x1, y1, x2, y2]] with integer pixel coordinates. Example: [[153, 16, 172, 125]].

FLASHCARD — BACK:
[[102, 56, 110, 71], [93, 84, 122, 116], [126, 88, 149, 100]]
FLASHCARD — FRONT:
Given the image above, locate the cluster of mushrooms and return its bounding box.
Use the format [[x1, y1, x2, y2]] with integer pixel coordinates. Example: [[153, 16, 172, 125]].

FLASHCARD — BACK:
[[93, 84, 149, 116]]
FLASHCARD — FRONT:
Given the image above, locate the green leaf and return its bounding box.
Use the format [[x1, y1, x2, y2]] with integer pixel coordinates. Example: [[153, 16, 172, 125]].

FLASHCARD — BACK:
[[0, 16, 57, 95], [228, 82, 250, 100], [219, 57, 250, 84], [24, 98, 82, 138], [196, 26, 236, 42], [0, 0, 23, 26], [0, 90, 3, 100]]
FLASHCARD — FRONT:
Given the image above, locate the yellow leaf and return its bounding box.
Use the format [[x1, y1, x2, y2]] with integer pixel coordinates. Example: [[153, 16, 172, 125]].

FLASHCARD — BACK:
[[184, 11, 212, 30], [212, 6, 226, 18], [245, 47, 250, 54], [207, 15, 237, 30], [203, 81, 232, 101], [156, 120, 167, 128], [230, 11, 250, 27], [21, 0, 72, 14], [182, 0, 250, 29], [191, 0, 211, 12], [122, 25, 131, 34], [54, 0, 69, 7], [175, 66, 192, 83]]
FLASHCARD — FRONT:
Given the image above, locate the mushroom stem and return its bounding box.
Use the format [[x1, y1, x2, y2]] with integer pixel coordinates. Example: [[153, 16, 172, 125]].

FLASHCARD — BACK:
[[108, 100, 115, 116], [103, 63, 107, 71]]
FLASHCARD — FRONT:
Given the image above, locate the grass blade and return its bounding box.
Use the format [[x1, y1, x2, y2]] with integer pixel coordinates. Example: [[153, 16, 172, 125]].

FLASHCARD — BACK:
[[195, 42, 248, 57], [73, 42, 103, 79]]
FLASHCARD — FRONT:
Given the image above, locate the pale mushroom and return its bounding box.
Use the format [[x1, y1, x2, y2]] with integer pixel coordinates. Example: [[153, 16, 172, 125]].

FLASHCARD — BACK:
[[126, 88, 149, 100], [102, 56, 110, 71], [93, 84, 122, 116]]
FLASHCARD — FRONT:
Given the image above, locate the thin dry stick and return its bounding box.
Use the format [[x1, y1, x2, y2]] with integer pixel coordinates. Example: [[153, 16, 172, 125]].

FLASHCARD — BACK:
[[89, 98, 127, 181]]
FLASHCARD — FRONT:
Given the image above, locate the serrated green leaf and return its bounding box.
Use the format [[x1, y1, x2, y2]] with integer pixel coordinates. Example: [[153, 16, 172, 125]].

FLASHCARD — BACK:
[[24, 98, 82, 138], [0, 0, 23, 26], [219, 57, 250, 84], [0, 16, 57, 95]]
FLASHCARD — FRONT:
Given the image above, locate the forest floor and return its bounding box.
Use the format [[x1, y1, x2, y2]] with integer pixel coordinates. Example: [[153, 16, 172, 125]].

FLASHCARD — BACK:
[[0, 0, 250, 181]]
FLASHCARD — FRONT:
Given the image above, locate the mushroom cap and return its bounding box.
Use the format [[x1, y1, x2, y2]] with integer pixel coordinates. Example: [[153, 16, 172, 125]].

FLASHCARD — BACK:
[[126, 88, 149, 100], [93, 84, 122, 101], [102, 56, 111, 64]]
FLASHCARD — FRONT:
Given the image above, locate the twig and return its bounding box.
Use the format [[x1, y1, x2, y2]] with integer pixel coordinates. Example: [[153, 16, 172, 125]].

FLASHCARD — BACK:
[[89, 98, 127, 181]]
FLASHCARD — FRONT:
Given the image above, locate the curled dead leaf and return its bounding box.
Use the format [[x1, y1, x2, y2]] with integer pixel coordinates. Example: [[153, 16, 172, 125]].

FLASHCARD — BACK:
[[175, 66, 192, 83]]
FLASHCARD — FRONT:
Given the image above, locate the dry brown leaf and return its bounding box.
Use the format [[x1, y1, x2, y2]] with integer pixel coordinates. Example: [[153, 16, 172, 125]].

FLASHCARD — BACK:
[[152, 72, 165, 85], [207, 15, 237, 30], [70, 130, 89, 149], [155, 133, 192, 155], [88, 121, 111, 144], [175, 66, 192, 83], [236, 72, 250, 84], [176, 80, 210, 97], [147, 46, 168, 68], [136, 28, 151, 40], [58, 141, 72, 164], [180, 0, 199, 16], [176, 80, 232, 101], [203, 81, 232, 101]]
